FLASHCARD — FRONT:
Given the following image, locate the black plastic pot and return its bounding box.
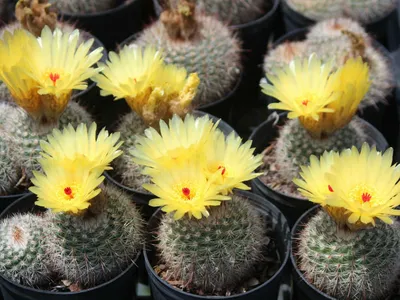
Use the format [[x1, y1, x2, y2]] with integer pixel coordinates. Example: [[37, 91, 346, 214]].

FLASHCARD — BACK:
[[281, 0, 400, 52], [249, 113, 389, 228], [0, 193, 140, 300], [144, 190, 291, 300], [105, 110, 238, 217], [0, 192, 31, 215], [259, 27, 399, 150]]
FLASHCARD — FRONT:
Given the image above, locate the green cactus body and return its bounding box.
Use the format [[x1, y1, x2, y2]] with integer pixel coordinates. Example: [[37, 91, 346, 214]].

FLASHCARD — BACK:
[[134, 14, 241, 107], [169, 0, 266, 25], [297, 210, 400, 299], [112, 112, 151, 192], [45, 184, 143, 287], [49, 0, 116, 14], [0, 213, 52, 286], [285, 0, 396, 24], [274, 118, 366, 181], [0, 134, 21, 195], [157, 194, 267, 292], [2, 101, 92, 180]]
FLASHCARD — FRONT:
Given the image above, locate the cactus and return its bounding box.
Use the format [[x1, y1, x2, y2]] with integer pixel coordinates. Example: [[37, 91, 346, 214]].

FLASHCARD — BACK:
[[0, 213, 52, 286], [134, 7, 241, 107], [0, 134, 21, 195], [45, 184, 144, 287], [0, 82, 13, 102], [284, 0, 397, 24], [274, 118, 366, 181], [297, 209, 400, 299], [168, 0, 266, 25], [49, 0, 116, 14], [112, 112, 151, 192], [2, 101, 92, 183], [157, 193, 266, 292]]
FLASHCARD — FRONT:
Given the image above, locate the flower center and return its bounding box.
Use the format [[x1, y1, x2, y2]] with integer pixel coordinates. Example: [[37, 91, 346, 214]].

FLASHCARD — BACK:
[[49, 73, 60, 86], [362, 192, 372, 203], [328, 185, 334, 192], [218, 165, 226, 176], [302, 99, 309, 106], [182, 187, 191, 200], [349, 184, 377, 206], [64, 187, 74, 200]]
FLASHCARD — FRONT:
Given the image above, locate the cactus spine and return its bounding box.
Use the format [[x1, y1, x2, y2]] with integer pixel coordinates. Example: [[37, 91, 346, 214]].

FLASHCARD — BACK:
[[45, 184, 144, 287], [157, 194, 266, 292], [297, 210, 400, 299], [49, 0, 116, 14], [134, 1, 241, 107], [0, 213, 52, 286], [285, 0, 397, 24]]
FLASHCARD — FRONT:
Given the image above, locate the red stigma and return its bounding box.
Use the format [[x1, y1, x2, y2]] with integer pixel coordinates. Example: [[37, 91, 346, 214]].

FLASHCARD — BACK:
[[49, 73, 60, 86], [362, 193, 372, 203], [218, 166, 226, 176], [182, 187, 191, 199], [302, 100, 309, 106], [64, 187, 73, 199], [328, 185, 334, 192]]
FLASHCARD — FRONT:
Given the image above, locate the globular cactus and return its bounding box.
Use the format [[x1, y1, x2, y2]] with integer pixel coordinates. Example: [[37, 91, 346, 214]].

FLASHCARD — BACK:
[[284, 0, 397, 24], [157, 194, 266, 292], [134, 7, 241, 107], [273, 118, 366, 181], [49, 0, 116, 14], [168, 0, 266, 25], [45, 184, 144, 287], [2, 101, 92, 182], [0, 213, 52, 286], [112, 112, 151, 192], [0, 134, 21, 195], [0, 82, 13, 103], [298, 210, 400, 299]]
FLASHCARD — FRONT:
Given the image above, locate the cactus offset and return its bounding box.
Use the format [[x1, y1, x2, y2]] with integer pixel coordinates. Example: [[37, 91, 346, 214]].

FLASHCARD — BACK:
[[285, 0, 397, 24], [45, 184, 144, 287], [0, 213, 52, 286], [157, 194, 266, 292], [134, 10, 241, 107], [297, 210, 400, 299], [112, 112, 151, 192], [49, 0, 116, 14], [274, 118, 366, 181], [168, 0, 266, 25]]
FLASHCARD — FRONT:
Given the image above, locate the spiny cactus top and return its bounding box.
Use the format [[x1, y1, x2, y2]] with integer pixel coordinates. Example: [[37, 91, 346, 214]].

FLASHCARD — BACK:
[[29, 123, 122, 213], [0, 26, 103, 125], [261, 54, 370, 139], [132, 114, 262, 220], [294, 143, 400, 229], [93, 45, 200, 127]]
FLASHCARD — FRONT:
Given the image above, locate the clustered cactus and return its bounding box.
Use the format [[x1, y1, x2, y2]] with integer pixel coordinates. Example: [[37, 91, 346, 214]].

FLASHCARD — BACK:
[[284, 0, 397, 24], [0, 9, 103, 195], [167, 0, 267, 25], [264, 18, 393, 110], [293, 144, 400, 299], [134, 0, 241, 107], [131, 114, 267, 293], [0, 123, 144, 289]]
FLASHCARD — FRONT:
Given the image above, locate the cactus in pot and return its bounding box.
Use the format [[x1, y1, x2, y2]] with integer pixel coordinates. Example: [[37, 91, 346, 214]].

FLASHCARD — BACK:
[[0, 122, 144, 289], [0, 26, 103, 195], [133, 0, 241, 107], [131, 113, 270, 294], [259, 53, 371, 197], [292, 144, 400, 299], [92, 44, 200, 192], [284, 0, 397, 24]]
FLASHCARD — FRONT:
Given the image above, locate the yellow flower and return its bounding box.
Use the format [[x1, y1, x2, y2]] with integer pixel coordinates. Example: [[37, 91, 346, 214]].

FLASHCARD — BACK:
[[261, 53, 338, 121], [294, 144, 400, 229], [131, 114, 218, 174], [293, 150, 339, 205], [144, 164, 231, 220], [261, 54, 370, 138], [205, 130, 262, 195], [92, 45, 200, 126], [0, 26, 103, 124], [325, 144, 400, 227], [29, 161, 104, 214], [39, 122, 123, 173]]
